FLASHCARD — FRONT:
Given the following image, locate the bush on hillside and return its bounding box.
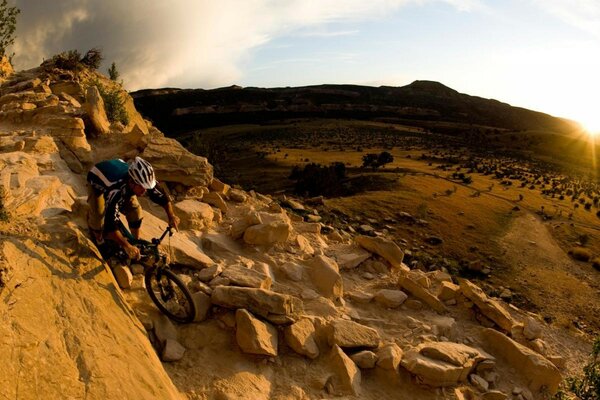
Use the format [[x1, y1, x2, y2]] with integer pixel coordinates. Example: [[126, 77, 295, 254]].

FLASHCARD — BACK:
[[289, 162, 346, 197], [569, 247, 592, 262], [0, 0, 20, 58], [42, 48, 104, 72], [554, 336, 600, 400], [98, 84, 129, 126], [361, 151, 394, 170]]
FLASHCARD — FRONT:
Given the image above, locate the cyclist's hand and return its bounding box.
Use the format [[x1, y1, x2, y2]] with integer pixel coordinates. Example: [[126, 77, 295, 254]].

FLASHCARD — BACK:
[[124, 243, 141, 261], [168, 214, 180, 232]]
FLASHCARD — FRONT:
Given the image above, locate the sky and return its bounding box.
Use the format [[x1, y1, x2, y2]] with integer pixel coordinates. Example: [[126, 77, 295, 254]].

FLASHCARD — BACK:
[[9, 0, 600, 132]]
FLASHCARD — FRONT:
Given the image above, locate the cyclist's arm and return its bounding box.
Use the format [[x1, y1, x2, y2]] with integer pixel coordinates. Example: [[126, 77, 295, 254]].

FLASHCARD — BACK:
[[148, 184, 179, 230], [105, 189, 140, 259]]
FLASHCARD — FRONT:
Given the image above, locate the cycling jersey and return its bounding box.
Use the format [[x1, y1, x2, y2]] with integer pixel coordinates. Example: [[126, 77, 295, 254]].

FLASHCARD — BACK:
[[87, 159, 169, 233]]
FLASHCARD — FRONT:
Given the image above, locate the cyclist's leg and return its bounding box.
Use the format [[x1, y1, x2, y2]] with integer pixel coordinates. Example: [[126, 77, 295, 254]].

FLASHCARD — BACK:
[[87, 185, 105, 243], [123, 194, 143, 239]]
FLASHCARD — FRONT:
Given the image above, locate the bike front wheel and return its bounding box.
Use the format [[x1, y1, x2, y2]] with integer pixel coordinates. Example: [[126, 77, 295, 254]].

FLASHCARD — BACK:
[[145, 267, 196, 324]]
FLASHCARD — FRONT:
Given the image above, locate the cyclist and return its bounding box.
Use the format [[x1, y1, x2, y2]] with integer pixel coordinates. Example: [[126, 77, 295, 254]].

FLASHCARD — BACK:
[[87, 157, 180, 260]]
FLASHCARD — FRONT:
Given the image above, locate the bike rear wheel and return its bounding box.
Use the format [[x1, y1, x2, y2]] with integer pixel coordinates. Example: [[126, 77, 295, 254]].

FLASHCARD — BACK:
[[145, 267, 196, 323]]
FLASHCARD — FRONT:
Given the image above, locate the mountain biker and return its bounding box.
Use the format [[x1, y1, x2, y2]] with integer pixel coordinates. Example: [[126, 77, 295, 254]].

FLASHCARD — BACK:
[[87, 157, 180, 260]]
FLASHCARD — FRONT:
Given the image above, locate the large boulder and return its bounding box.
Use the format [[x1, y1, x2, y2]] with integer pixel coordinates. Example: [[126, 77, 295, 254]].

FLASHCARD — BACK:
[[328, 319, 380, 349], [459, 279, 516, 332], [355, 236, 408, 271], [174, 199, 214, 230], [306, 255, 343, 301], [327, 345, 361, 396], [243, 221, 290, 245], [140, 133, 213, 187], [481, 328, 561, 394], [284, 318, 320, 359], [401, 341, 492, 387], [235, 309, 278, 356], [327, 244, 371, 270], [84, 86, 110, 135], [211, 286, 301, 318]]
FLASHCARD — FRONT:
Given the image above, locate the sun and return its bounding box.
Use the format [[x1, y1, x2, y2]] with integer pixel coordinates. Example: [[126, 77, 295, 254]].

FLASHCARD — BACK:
[[578, 117, 600, 138]]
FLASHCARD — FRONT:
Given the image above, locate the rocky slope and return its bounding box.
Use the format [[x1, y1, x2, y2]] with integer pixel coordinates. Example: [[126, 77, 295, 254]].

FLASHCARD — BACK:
[[0, 58, 587, 400]]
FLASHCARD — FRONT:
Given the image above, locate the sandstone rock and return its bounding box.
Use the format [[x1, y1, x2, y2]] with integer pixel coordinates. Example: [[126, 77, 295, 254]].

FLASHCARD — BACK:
[[112, 265, 132, 289], [228, 188, 247, 203], [407, 270, 431, 288], [58, 92, 81, 107], [327, 345, 361, 396], [438, 281, 461, 301], [328, 319, 380, 349], [84, 86, 110, 135], [284, 318, 319, 359], [140, 133, 213, 187], [211, 286, 300, 318], [126, 123, 149, 147], [294, 222, 321, 234], [355, 236, 407, 271], [459, 279, 516, 332], [209, 177, 230, 195], [470, 373, 489, 392], [401, 341, 492, 387], [346, 290, 374, 304], [174, 199, 214, 230], [350, 351, 378, 369], [328, 244, 371, 269], [307, 255, 343, 300], [197, 264, 223, 282], [192, 291, 211, 322], [0, 56, 13, 78], [153, 314, 178, 345], [376, 343, 403, 370], [482, 390, 508, 400], [244, 222, 291, 245], [374, 289, 408, 308], [235, 309, 278, 356], [481, 328, 561, 393], [161, 339, 186, 362], [523, 316, 543, 340], [203, 192, 228, 212], [399, 274, 447, 313], [280, 261, 304, 281], [50, 81, 84, 100], [295, 234, 314, 255], [221, 264, 272, 289]]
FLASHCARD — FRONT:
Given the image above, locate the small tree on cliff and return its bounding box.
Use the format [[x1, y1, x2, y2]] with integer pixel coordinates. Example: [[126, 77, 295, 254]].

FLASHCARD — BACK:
[[0, 0, 20, 58], [108, 62, 120, 81]]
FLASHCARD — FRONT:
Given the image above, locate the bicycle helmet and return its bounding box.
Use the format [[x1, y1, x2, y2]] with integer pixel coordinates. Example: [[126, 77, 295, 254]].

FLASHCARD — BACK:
[[128, 156, 157, 189]]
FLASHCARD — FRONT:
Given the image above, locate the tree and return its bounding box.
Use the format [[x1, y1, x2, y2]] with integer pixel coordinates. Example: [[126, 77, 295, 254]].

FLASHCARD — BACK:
[[377, 151, 394, 168], [108, 62, 120, 81], [362, 151, 394, 170], [80, 48, 103, 70], [0, 0, 20, 58]]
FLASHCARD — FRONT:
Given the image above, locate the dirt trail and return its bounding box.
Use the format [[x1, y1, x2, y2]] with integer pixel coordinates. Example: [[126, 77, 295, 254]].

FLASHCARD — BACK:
[[498, 213, 600, 334]]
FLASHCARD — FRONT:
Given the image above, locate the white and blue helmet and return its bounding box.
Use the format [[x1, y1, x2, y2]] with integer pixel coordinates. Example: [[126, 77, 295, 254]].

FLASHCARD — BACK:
[[128, 157, 157, 189]]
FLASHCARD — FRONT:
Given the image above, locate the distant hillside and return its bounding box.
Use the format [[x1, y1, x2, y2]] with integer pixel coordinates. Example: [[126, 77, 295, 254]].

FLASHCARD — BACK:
[[131, 81, 580, 135]]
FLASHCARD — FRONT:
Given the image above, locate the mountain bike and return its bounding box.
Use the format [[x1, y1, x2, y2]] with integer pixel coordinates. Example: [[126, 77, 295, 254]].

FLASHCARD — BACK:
[[97, 222, 196, 324]]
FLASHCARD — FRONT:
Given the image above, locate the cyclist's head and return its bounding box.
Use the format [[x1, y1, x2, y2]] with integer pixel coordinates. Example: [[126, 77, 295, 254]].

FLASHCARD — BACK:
[[128, 156, 157, 189]]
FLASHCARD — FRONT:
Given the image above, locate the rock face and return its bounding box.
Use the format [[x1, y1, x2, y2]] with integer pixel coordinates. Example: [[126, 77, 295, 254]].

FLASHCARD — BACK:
[[235, 309, 278, 356], [355, 236, 407, 270], [140, 133, 213, 187], [284, 318, 320, 359], [328, 319, 381, 349], [481, 328, 561, 394], [327, 345, 361, 396], [0, 56, 13, 79], [459, 279, 516, 332], [401, 341, 492, 387]]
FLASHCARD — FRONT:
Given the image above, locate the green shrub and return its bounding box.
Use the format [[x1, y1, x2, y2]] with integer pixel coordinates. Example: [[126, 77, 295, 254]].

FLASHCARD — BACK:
[[0, 0, 20, 58], [89, 78, 129, 126], [569, 247, 592, 262], [555, 337, 600, 399], [108, 62, 120, 81], [80, 48, 103, 70], [42, 48, 103, 71]]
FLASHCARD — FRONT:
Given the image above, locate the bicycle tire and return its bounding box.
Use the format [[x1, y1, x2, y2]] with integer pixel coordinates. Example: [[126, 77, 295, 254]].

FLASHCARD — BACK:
[[145, 267, 196, 324]]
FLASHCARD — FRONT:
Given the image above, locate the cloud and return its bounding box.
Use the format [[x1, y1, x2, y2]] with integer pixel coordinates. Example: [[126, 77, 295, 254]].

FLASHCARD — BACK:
[[11, 0, 481, 90], [531, 0, 600, 38]]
